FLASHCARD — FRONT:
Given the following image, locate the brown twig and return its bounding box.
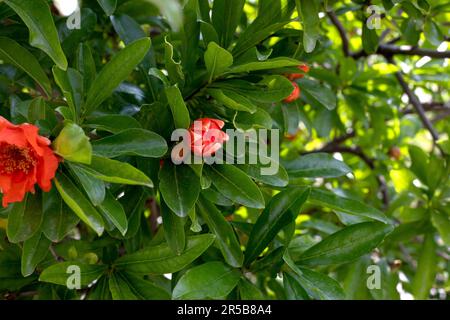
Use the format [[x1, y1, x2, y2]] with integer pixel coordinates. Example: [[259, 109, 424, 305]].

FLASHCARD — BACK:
[[386, 56, 440, 144]]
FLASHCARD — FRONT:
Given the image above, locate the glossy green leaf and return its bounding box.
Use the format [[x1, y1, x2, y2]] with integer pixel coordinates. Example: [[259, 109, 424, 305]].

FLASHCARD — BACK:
[[204, 42, 233, 80], [165, 85, 190, 129], [97, 190, 128, 236], [164, 37, 184, 86], [284, 153, 352, 178], [7, 193, 43, 243], [92, 129, 167, 158], [431, 211, 450, 246], [4, 0, 67, 69], [111, 272, 170, 300], [97, 0, 117, 15], [172, 261, 240, 299], [75, 43, 96, 93], [287, 267, 345, 300], [204, 164, 265, 209], [159, 163, 200, 217], [54, 172, 104, 236], [39, 262, 107, 288], [412, 233, 437, 299], [52, 67, 84, 117], [42, 187, 79, 242], [77, 155, 153, 188], [207, 89, 257, 113], [53, 122, 92, 165], [309, 188, 390, 223], [211, 0, 244, 48], [160, 200, 186, 254], [244, 188, 310, 265], [21, 232, 51, 277], [0, 36, 51, 96], [297, 222, 394, 266], [115, 234, 215, 274], [197, 197, 244, 267], [230, 57, 301, 74], [84, 115, 141, 134], [69, 163, 106, 206], [297, 0, 320, 53], [297, 78, 336, 110], [84, 38, 151, 115]]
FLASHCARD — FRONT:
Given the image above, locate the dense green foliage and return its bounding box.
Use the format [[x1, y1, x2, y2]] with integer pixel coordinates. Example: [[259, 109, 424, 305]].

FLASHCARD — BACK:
[[0, 0, 449, 300]]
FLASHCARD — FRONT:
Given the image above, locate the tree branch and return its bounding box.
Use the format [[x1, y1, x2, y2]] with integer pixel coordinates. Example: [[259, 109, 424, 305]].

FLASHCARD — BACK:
[[378, 44, 450, 59], [327, 11, 351, 57], [387, 57, 440, 142]]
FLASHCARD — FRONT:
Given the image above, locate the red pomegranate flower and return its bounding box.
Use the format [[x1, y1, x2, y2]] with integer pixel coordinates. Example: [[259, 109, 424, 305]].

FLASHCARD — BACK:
[[188, 118, 229, 157], [0, 117, 59, 207], [283, 81, 301, 103], [287, 64, 310, 80]]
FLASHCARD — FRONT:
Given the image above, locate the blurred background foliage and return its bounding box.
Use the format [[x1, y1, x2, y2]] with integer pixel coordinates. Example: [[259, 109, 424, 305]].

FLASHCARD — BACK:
[[0, 0, 449, 300]]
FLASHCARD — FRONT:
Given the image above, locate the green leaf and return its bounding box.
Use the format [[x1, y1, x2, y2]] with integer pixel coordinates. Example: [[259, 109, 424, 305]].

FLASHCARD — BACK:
[[412, 233, 437, 299], [200, 21, 219, 44], [160, 200, 187, 254], [84, 115, 142, 134], [159, 163, 200, 218], [309, 188, 390, 223], [197, 197, 244, 268], [244, 188, 310, 265], [234, 108, 273, 130], [69, 163, 106, 206], [75, 43, 96, 94], [204, 164, 265, 209], [108, 272, 138, 300], [110, 272, 170, 300], [408, 145, 429, 186], [236, 162, 289, 188], [115, 234, 215, 274], [4, 0, 67, 69], [287, 267, 345, 300], [97, 190, 128, 236], [284, 153, 352, 178], [297, 78, 336, 110], [238, 278, 265, 300], [53, 122, 92, 165], [42, 187, 79, 242], [97, 0, 117, 15], [0, 36, 52, 96], [164, 37, 184, 86], [165, 85, 191, 129], [207, 89, 257, 113], [283, 272, 309, 300], [27, 97, 47, 123], [84, 38, 151, 115], [230, 57, 301, 74], [362, 24, 379, 54], [232, 0, 295, 56], [39, 262, 107, 288], [143, 0, 183, 31], [52, 67, 84, 118], [54, 172, 105, 236], [297, 222, 394, 266], [172, 261, 240, 299], [211, 0, 245, 48], [7, 193, 43, 243], [21, 232, 51, 277], [297, 0, 320, 53], [431, 211, 450, 246], [77, 155, 153, 188], [92, 128, 167, 158], [204, 42, 233, 80]]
